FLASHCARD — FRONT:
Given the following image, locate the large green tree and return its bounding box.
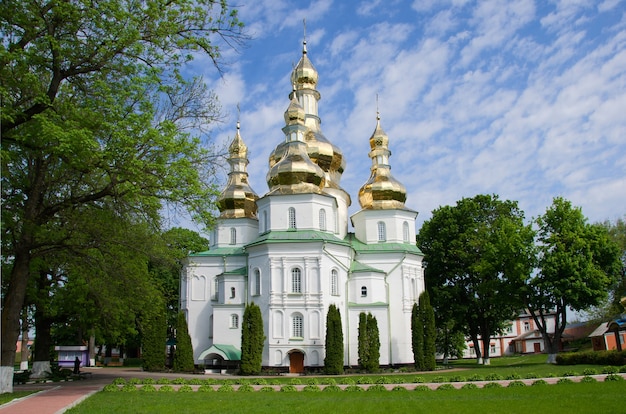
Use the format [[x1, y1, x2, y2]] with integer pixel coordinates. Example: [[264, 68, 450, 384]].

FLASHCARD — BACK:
[[0, 0, 245, 392], [417, 194, 535, 365], [527, 198, 622, 363], [601, 217, 626, 318], [240, 303, 264, 375], [324, 304, 344, 374]]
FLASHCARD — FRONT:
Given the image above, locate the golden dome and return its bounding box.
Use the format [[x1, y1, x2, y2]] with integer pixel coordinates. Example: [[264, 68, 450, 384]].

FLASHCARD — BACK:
[[358, 115, 407, 209], [290, 40, 318, 90], [266, 140, 326, 194], [266, 94, 326, 194], [216, 122, 259, 218], [304, 130, 345, 189], [284, 86, 306, 125]]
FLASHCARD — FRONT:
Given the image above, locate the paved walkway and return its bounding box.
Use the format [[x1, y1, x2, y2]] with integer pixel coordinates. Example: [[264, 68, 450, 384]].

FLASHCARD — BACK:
[[0, 367, 200, 414]]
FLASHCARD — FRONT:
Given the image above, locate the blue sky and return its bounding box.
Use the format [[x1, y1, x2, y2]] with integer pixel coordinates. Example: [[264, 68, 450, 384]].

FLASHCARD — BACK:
[[185, 0, 626, 232]]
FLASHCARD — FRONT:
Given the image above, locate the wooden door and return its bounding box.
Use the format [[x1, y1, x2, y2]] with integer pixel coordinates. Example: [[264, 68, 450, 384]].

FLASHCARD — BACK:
[[533, 343, 541, 353], [289, 351, 304, 374]]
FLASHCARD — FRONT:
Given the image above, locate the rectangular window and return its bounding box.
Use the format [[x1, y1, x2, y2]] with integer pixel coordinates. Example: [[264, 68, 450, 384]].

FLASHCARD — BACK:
[[292, 316, 303, 338], [291, 268, 302, 293], [331, 270, 338, 296]]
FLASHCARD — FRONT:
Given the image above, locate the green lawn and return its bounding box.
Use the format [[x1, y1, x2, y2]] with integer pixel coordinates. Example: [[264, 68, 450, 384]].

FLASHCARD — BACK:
[[64, 382, 625, 414], [0, 391, 37, 405]]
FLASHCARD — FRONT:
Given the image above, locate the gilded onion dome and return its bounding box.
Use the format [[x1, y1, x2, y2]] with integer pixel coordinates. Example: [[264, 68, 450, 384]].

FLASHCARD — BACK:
[[290, 38, 318, 90], [358, 113, 407, 209], [216, 121, 259, 218], [266, 92, 326, 194], [269, 37, 346, 192]]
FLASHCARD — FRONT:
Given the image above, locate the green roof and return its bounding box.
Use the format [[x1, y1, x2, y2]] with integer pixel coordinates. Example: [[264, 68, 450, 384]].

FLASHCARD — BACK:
[[222, 267, 247, 276], [348, 302, 388, 307], [190, 246, 245, 257], [198, 344, 241, 361], [348, 233, 423, 255], [246, 230, 351, 248], [189, 232, 423, 257], [350, 260, 385, 274]]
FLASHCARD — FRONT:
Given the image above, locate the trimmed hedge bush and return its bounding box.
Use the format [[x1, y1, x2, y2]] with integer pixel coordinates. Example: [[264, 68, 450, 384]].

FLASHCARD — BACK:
[[556, 350, 626, 366]]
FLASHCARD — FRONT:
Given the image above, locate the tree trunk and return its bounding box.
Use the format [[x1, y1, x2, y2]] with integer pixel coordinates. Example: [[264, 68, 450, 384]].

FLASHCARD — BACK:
[[89, 331, 96, 367], [470, 335, 482, 364], [0, 248, 32, 393], [20, 313, 29, 371], [32, 304, 54, 378], [530, 305, 566, 365], [481, 330, 491, 366]]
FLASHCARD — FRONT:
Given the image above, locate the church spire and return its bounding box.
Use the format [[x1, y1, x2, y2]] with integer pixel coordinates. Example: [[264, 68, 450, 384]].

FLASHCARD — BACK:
[[358, 107, 407, 210], [216, 118, 259, 218]]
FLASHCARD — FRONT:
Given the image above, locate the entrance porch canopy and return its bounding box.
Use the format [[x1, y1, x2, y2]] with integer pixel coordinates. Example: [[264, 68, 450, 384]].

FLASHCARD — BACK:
[[198, 344, 241, 361]]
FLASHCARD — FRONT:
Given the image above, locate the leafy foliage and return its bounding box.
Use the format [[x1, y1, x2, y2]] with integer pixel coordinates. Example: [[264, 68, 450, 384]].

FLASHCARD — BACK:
[[141, 298, 167, 372], [0, 0, 246, 380], [411, 303, 424, 371], [172, 312, 195, 372], [420, 291, 437, 371], [240, 303, 265, 375], [358, 312, 380, 373], [324, 304, 344, 374], [528, 197, 622, 360], [417, 194, 535, 364]]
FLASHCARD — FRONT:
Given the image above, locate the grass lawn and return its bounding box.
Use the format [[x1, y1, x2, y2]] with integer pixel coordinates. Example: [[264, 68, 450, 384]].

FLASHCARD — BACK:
[[64, 382, 625, 414], [0, 391, 37, 405]]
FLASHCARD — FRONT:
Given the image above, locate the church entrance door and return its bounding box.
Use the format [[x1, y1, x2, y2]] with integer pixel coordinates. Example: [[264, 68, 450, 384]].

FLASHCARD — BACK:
[[289, 351, 304, 374]]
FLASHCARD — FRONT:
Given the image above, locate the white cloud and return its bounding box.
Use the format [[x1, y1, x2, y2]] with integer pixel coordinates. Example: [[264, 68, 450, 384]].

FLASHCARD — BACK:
[[199, 0, 626, 230]]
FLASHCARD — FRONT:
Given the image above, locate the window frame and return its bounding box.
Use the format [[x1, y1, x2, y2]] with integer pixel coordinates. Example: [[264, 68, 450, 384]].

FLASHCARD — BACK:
[[292, 314, 304, 339], [288, 207, 296, 229], [331, 269, 339, 296], [229, 227, 236, 245], [319, 208, 326, 231], [291, 267, 302, 294], [230, 314, 239, 329], [253, 269, 261, 296], [377, 221, 386, 242]]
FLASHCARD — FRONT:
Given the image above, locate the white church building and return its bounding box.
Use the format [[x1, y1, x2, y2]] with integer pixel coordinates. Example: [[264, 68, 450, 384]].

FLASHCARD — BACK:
[[181, 38, 425, 373]]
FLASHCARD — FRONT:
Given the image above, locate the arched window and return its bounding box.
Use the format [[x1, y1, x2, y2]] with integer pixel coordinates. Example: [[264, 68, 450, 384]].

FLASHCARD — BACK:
[[377, 221, 386, 242], [254, 269, 261, 296], [230, 314, 239, 329], [331, 269, 339, 296], [292, 314, 303, 338], [230, 287, 236, 298], [291, 268, 302, 293], [361, 286, 367, 297], [403, 221, 410, 243], [212, 278, 219, 300], [229, 227, 236, 245], [288, 207, 296, 229], [319, 209, 326, 231]]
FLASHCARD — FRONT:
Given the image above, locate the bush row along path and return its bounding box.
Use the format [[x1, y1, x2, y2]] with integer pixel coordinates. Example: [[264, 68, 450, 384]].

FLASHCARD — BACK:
[[1, 367, 625, 414]]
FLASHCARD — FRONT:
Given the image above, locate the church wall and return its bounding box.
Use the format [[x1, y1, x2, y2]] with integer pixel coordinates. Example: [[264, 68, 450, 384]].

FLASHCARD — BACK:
[[181, 254, 247, 363], [351, 208, 417, 244], [212, 217, 259, 248], [258, 193, 339, 233]]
